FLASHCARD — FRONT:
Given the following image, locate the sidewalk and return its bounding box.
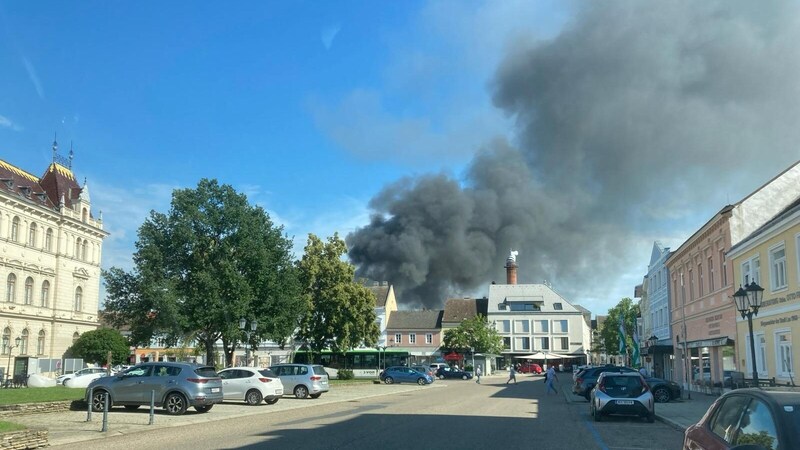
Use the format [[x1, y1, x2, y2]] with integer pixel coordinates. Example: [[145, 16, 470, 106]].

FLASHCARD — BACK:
[[556, 372, 717, 432]]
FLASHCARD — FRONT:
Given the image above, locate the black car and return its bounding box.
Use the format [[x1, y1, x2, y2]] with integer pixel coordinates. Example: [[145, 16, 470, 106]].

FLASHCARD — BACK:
[[684, 388, 800, 449], [436, 367, 473, 380], [645, 377, 682, 403], [574, 365, 639, 400]]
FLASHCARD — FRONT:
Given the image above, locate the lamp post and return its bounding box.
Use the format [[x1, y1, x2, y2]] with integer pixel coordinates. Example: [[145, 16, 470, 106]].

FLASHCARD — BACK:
[[647, 335, 658, 376], [733, 281, 765, 387], [470, 347, 475, 372], [239, 318, 257, 367], [5, 336, 21, 385]]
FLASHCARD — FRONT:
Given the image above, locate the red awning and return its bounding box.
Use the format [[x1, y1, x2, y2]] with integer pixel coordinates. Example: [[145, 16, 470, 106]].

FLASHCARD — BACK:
[[444, 352, 462, 361]]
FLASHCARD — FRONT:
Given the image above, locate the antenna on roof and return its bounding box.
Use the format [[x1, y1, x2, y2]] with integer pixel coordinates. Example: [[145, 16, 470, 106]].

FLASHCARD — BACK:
[[69, 142, 74, 169]]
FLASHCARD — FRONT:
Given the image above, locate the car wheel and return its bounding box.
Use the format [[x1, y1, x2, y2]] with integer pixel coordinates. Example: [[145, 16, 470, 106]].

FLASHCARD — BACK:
[[384, 377, 394, 385], [438, 375, 445, 380], [417, 378, 426, 385], [584, 391, 591, 401], [123, 405, 140, 411], [195, 405, 213, 413], [310, 393, 321, 399], [653, 387, 671, 403], [246, 389, 263, 406], [462, 375, 468, 380], [294, 385, 309, 399], [164, 392, 187, 415], [646, 411, 655, 423], [265, 398, 279, 405], [593, 406, 602, 422], [91, 390, 111, 412]]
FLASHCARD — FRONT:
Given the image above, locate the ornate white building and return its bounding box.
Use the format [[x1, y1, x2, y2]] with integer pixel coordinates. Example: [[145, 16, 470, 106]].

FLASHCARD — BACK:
[[0, 144, 107, 380]]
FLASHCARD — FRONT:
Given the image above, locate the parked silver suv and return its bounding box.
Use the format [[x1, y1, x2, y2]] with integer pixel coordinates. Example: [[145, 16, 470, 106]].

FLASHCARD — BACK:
[[85, 362, 223, 415], [269, 363, 329, 399], [590, 372, 655, 423]]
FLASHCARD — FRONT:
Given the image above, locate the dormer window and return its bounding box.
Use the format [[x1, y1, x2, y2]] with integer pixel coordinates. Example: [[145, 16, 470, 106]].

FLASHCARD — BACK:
[[1, 179, 13, 189], [36, 193, 48, 203], [553, 303, 563, 310], [19, 186, 31, 197]]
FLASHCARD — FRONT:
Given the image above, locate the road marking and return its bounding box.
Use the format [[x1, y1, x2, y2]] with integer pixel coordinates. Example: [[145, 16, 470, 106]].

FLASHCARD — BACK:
[[583, 418, 609, 450]]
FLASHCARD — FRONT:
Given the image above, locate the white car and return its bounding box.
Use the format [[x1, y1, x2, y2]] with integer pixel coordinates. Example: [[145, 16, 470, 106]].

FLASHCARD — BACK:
[[63, 370, 111, 388], [56, 367, 109, 386], [217, 367, 284, 405]]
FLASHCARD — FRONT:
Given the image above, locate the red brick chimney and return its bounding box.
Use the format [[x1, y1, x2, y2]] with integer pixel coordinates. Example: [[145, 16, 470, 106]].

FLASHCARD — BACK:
[[505, 250, 518, 285]]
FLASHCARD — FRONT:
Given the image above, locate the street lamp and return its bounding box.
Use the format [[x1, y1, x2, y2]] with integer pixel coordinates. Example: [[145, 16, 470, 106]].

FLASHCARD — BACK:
[[470, 347, 475, 372], [733, 281, 764, 387], [5, 336, 21, 385], [647, 335, 658, 377], [239, 318, 257, 367]]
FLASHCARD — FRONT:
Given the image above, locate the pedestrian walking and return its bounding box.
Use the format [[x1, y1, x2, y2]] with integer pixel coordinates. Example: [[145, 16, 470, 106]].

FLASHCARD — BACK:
[[545, 365, 558, 394], [506, 365, 517, 384], [476, 365, 482, 384], [639, 366, 648, 377]]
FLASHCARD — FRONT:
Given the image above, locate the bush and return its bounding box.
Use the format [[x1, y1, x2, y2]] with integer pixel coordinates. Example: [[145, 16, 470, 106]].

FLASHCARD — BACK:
[[337, 369, 354, 380]]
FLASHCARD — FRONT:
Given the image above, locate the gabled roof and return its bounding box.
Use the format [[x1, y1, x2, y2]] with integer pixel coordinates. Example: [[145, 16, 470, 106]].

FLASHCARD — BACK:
[[442, 298, 480, 323], [366, 283, 390, 308], [386, 310, 443, 330]]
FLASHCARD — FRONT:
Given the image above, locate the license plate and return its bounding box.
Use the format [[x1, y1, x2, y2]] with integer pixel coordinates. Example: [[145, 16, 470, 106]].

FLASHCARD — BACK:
[[211, 387, 220, 393], [616, 400, 634, 405]]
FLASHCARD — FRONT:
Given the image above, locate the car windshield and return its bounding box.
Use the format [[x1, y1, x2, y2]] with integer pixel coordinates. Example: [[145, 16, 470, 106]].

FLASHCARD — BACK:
[[603, 376, 645, 398], [193, 366, 217, 377]]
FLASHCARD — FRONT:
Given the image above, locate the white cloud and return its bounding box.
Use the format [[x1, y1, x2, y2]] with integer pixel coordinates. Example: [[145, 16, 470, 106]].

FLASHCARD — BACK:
[[321, 24, 341, 50], [0, 115, 22, 131]]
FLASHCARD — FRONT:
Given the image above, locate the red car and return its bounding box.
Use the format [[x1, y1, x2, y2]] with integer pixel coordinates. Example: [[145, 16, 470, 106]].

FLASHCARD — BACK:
[[684, 388, 800, 450], [518, 363, 543, 374]]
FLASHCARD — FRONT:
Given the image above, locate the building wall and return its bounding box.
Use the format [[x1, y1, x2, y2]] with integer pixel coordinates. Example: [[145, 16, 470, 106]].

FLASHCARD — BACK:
[[730, 208, 800, 385], [487, 284, 591, 363], [0, 179, 106, 378]]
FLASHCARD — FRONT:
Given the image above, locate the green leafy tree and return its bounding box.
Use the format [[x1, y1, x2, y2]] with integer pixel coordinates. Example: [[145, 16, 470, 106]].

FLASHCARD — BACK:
[[442, 315, 503, 354], [296, 233, 380, 360], [598, 297, 639, 361], [103, 179, 304, 367], [69, 328, 130, 366]]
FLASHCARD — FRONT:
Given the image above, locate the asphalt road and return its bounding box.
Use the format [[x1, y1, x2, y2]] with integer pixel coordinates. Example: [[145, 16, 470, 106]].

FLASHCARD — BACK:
[[17, 374, 684, 449]]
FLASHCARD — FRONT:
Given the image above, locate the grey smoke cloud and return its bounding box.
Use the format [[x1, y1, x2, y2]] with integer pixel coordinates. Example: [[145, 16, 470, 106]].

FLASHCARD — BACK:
[[347, 0, 800, 310]]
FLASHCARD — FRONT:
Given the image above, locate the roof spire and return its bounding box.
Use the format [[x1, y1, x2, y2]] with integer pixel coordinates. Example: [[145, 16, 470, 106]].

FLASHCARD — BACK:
[[69, 141, 74, 169], [52, 133, 58, 162]]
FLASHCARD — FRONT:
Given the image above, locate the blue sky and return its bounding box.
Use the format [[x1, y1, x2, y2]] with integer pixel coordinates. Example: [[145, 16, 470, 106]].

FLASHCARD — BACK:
[[2, 1, 798, 316]]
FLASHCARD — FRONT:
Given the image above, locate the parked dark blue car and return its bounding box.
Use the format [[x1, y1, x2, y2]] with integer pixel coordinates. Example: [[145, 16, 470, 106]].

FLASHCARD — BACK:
[[436, 367, 473, 380], [380, 366, 433, 385]]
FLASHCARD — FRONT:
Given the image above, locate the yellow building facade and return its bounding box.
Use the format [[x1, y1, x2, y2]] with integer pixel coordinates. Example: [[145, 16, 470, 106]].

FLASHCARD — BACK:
[[728, 199, 800, 385]]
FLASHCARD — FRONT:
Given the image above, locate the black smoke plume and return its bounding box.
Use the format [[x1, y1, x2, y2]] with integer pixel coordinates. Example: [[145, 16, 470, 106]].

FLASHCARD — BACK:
[[347, 0, 800, 311]]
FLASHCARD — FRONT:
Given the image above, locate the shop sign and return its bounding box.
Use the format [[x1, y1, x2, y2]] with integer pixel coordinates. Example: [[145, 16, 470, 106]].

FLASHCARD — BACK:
[[761, 290, 800, 309], [687, 337, 731, 349], [706, 314, 723, 335], [760, 314, 799, 327]]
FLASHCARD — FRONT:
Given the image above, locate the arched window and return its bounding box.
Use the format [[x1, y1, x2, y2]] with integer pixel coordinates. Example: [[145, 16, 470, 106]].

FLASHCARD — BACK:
[[74, 286, 83, 311], [37, 330, 45, 355], [72, 332, 80, 344], [82, 240, 88, 261], [45, 228, 53, 251], [40, 280, 50, 308], [6, 273, 16, 303], [1, 328, 9, 355], [24, 277, 33, 305], [11, 216, 20, 241], [28, 222, 37, 246], [75, 238, 81, 258], [19, 329, 28, 355], [82, 207, 88, 223]]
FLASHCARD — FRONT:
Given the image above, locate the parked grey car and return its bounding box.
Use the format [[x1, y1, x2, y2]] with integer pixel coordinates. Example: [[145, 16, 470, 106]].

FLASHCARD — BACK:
[[269, 363, 329, 399], [590, 372, 655, 423], [85, 362, 223, 415]]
